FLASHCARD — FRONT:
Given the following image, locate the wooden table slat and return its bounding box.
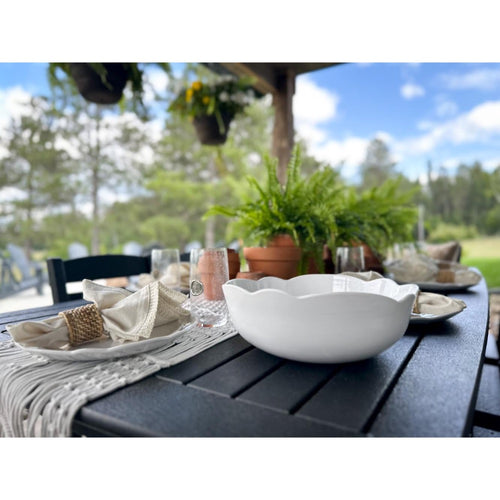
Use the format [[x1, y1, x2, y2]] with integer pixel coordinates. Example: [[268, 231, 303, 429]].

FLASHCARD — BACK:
[[187, 348, 285, 398], [369, 288, 489, 437], [78, 376, 359, 437], [237, 361, 338, 414], [296, 334, 419, 432], [156, 335, 252, 384]]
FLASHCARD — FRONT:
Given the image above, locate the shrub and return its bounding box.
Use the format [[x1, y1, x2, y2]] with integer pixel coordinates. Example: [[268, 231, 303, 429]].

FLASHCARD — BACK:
[[427, 222, 478, 243]]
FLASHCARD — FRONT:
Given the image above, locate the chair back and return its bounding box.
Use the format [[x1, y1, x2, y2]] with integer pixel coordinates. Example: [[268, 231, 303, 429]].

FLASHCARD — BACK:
[[6, 244, 37, 280], [46, 254, 151, 303]]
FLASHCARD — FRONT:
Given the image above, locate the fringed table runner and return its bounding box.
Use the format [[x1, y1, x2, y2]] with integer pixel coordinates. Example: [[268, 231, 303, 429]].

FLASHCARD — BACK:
[[0, 324, 237, 437]]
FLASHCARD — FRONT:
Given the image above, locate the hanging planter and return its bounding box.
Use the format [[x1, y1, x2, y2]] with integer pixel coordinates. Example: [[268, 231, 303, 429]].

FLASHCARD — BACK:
[[192, 111, 234, 146], [68, 63, 128, 104], [168, 76, 254, 146]]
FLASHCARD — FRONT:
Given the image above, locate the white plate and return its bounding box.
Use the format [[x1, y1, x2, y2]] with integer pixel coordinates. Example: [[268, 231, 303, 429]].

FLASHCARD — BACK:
[[19, 321, 195, 361], [410, 309, 464, 324]]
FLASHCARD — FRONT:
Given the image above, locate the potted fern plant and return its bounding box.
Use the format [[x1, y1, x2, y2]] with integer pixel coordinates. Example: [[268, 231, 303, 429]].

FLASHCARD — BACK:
[[333, 178, 419, 271], [205, 145, 342, 278]]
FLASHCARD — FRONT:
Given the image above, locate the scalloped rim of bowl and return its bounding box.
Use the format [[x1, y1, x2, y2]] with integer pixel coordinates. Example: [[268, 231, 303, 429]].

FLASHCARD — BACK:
[[224, 274, 419, 303]]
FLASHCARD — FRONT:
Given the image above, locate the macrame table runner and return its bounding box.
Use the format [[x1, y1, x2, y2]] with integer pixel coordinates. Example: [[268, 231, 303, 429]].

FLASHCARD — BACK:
[[0, 323, 237, 437]]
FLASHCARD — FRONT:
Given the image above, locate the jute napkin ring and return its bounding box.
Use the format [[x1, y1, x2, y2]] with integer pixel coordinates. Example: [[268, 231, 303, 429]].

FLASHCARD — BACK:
[[59, 303, 107, 346]]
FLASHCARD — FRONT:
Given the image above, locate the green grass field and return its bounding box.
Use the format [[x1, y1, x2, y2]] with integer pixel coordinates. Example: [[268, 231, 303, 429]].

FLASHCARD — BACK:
[[461, 237, 500, 288]]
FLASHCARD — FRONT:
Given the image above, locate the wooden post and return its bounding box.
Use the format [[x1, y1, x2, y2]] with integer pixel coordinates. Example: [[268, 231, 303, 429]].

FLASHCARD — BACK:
[[272, 69, 295, 186]]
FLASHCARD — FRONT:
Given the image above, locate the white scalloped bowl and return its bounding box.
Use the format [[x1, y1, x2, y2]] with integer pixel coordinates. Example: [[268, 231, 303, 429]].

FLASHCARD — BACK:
[[222, 274, 419, 363]]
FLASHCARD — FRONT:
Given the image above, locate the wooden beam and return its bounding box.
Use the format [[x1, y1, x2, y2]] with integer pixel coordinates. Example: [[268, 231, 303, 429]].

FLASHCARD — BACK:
[[271, 69, 295, 185]]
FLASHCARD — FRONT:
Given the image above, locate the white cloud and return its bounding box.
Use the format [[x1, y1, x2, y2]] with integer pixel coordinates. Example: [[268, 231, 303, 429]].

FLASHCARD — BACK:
[[483, 157, 500, 170], [440, 68, 500, 91], [0, 86, 32, 131], [396, 100, 500, 156], [294, 75, 339, 127], [400, 82, 425, 99], [309, 136, 369, 178], [142, 67, 170, 104], [435, 95, 458, 117]]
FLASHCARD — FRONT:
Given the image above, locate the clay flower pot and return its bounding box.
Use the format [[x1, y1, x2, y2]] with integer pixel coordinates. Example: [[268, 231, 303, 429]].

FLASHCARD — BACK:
[[227, 248, 241, 279], [243, 234, 302, 280]]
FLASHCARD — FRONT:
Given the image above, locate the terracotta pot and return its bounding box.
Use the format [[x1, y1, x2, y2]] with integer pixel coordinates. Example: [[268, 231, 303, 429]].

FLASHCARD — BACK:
[[243, 236, 301, 280], [192, 111, 234, 145], [69, 63, 128, 104], [227, 248, 241, 279], [361, 244, 385, 274], [269, 234, 296, 247], [198, 252, 227, 300]]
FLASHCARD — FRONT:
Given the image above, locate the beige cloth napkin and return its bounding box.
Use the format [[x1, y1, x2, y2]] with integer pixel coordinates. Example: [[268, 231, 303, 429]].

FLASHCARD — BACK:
[[137, 263, 190, 289], [386, 254, 481, 285], [413, 292, 466, 316], [7, 279, 192, 351]]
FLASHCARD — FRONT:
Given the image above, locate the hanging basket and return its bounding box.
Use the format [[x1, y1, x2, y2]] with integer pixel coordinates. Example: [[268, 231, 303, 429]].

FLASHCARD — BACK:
[[192, 112, 234, 146], [69, 63, 128, 105]]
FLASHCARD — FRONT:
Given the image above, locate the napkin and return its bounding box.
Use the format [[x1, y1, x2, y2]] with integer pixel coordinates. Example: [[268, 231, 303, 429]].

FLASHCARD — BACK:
[[385, 254, 481, 285], [412, 292, 466, 316], [137, 263, 190, 289], [7, 279, 192, 351]]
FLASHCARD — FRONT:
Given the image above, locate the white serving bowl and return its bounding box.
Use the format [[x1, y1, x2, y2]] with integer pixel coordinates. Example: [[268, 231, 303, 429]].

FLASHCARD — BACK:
[[222, 274, 419, 364]]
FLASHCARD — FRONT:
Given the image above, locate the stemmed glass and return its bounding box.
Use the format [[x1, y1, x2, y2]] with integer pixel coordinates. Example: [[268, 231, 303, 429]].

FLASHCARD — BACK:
[[336, 246, 365, 273]]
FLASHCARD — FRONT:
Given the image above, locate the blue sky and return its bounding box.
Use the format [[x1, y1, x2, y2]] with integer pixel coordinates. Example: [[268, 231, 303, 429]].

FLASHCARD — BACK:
[[2, 62, 500, 184]]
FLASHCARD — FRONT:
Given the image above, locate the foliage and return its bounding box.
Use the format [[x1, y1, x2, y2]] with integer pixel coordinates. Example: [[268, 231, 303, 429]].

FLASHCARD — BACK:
[[422, 161, 498, 234], [427, 222, 479, 243], [359, 138, 396, 190], [485, 204, 500, 235], [0, 96, 74, 255], [334, 177, 419, 258], [205, 145, 343, 272], [168, 75, 255, 133]]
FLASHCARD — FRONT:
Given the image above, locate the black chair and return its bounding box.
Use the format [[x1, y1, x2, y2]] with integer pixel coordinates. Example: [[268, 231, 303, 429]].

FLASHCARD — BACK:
[[473, 288, 500, 436], [46, 254, 151, 303]]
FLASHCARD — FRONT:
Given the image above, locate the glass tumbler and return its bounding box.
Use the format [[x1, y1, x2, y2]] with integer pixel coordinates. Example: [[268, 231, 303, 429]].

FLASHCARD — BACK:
[[189, 248, 229, 327], [336, 246, 365, 273], [151, 248, 181, 288]]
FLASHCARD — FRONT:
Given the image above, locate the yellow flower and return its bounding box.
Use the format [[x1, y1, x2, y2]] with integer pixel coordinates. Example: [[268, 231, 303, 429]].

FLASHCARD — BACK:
[[192, 81, 202, 91], [186, 88, 193, 102], [202, 96, 210, 105]]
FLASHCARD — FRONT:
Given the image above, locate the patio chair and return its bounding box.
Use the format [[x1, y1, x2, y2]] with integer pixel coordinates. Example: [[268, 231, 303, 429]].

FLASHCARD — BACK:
[[68, 242, 89, 259], [46, 254, 151, 303], [422, 241, 462, 262], [2, 244, 45, 297], [123, 241, 143, 256]]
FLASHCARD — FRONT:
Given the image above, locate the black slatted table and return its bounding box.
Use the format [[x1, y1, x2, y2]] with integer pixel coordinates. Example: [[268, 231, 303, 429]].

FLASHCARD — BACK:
[[0, 279, 489, 437]]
